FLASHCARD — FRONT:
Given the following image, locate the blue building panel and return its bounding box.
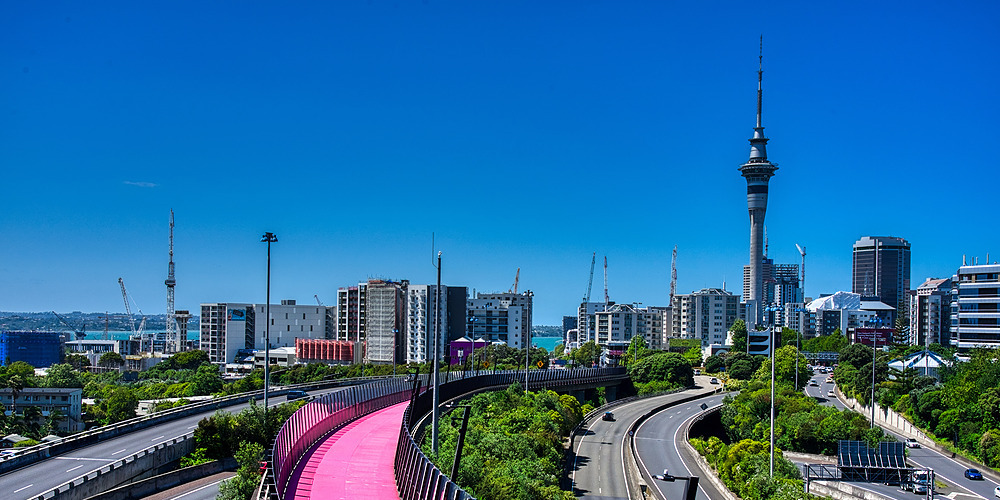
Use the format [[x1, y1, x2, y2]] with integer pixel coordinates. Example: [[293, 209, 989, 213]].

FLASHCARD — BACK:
[[0, 331, 62, 367]]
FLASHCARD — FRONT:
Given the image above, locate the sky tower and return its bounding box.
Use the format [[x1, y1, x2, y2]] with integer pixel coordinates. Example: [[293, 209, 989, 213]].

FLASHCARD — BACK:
[[739, 38, 778, 328]]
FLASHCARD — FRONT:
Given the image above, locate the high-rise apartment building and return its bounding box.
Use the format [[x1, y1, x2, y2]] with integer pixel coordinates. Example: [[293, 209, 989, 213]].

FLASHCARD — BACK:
[[744, 258, 801, 325], [200, 303, 254, 365], [406, 284, 467, 363], [467, 291, 532, 349], [594, 304, 670, 350], [852, 236, 911, 323], [336, 284, 366, 342], [950, 263, 1000, 350], [575, 301, 608, 347], [673, 288, 739, 347], [909, 278, 952, 347], [739, 49, 779, 328], [364, 280, 408, 364]]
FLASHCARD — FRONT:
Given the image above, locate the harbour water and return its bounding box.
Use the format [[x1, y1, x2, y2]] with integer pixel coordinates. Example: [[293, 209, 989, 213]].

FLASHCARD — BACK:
[[531, 336, 562, 352]]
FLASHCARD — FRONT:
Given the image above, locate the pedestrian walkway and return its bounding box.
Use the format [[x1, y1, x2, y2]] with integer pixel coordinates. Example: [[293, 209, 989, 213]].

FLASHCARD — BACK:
[[284, 401, 407, 500]]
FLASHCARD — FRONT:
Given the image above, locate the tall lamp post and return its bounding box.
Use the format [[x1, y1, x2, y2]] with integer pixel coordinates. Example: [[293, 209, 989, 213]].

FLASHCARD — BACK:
[[764, 303, 782, 477], [261, 232, 278, 414]]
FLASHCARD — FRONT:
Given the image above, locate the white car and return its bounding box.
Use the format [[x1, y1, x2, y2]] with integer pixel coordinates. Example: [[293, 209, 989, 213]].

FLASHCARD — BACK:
[[827, 390, 836, 398], [994, 485, 999, 499], [905, 438, 920, 449]]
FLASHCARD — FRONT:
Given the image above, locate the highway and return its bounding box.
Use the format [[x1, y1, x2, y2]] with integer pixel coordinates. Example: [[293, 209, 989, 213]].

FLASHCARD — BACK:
[[804, 371, 1000, 500], [634, 392, 729, 500], [0, 388, 348, 500], [570, 377, 720, 500]]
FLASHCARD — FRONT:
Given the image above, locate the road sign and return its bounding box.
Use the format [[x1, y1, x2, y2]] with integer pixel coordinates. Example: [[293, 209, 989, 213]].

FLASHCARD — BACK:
[[536, 360, 544, 368]]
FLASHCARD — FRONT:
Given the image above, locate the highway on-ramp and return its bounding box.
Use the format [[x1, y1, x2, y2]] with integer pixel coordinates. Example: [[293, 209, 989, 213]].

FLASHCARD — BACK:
[[0, 388, 349, 500], [570, 377, 720, 500]]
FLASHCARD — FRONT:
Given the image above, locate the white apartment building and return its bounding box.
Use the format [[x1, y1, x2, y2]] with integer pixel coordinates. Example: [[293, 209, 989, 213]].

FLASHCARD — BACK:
[[336, 284, 366, 343], [405, 284, 467, 364], [673, 288, 739, 347], [200, 303, 254, 366], [909, 278, 951, 347], [950, 263, 1000, 350], [468, 295, 525, 349], [593, 304, 670, 350], [574, 301, 608, 347]]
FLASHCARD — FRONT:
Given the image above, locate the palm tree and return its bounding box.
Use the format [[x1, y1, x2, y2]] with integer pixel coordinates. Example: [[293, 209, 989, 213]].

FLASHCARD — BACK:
[[7, 375, 24, 415]]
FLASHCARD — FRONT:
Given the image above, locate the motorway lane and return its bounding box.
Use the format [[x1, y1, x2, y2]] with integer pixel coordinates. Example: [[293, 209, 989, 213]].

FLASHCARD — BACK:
[[0, 388, 348, 500], [571, 377, 718, 500], [805, 373, 999, 499], [141, 471, 235, 500], [634, 393, 728, 500]]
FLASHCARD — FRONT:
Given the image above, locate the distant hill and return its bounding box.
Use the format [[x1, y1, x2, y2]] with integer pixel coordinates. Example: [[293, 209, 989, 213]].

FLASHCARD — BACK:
[[532, 325, 562, 337], [0, 311, 191, 333]]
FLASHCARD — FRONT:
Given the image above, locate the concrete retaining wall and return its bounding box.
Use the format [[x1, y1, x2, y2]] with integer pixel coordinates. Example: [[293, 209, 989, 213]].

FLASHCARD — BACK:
[[807, 480, 893, 500], [84, 458, 237, 500], [28, 436, 195, 500]]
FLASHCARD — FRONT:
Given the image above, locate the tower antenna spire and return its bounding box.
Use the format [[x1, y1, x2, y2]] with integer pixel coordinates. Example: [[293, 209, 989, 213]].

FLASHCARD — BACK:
[[757, 35, 763, 128]]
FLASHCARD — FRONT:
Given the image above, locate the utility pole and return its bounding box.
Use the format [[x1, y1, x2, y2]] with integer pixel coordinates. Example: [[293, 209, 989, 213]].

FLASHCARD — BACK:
[[432, 250, 441, 454]]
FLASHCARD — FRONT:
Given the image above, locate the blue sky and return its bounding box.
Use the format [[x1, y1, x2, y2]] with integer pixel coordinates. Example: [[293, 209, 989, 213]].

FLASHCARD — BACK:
[[2, 1, 997, 326]]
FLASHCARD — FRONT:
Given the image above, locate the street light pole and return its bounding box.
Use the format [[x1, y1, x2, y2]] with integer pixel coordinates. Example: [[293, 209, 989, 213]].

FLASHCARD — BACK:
[[261, 232, 277, 416], [765, 304, 780, 477], [870, 317, 882, 429], [432, 251, 441, 454]]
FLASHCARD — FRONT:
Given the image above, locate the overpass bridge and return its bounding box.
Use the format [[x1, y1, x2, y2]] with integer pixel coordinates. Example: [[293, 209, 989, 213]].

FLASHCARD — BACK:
[[267, 368, 630, 500]]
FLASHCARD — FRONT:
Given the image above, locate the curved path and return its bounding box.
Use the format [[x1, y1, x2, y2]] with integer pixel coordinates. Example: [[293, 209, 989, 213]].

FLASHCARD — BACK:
[[284, 401, 407, 500]]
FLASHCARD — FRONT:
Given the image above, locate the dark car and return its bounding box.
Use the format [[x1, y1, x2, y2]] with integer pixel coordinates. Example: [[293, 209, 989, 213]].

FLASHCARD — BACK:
[[286, 390, 309, 400], [965, 468, 984, 480], [602, 411, 615, 422]]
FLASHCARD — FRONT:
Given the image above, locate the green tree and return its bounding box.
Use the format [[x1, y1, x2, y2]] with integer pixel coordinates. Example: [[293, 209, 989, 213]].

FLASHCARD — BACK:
[[571, 341, 599, 368], [7, 374, 25, 414], [704, 354, 725, 373], [65, 354, 90, 371], [187, 364, 223, 396], [622, 336, 648, 367], [217, 441, 265, 500], [44, 363, 83, 388], [101, 387, 139, 424], [729, 320, 748, 354], [682, 347, 703, 367], [99, 352, 125, 369], [629, 352, 694, 387]]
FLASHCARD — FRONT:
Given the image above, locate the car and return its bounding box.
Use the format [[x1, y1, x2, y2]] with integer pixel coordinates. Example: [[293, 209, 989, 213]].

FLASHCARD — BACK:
[[965, 468, 984, 480], [710, 378, 719, 384], [826, 378, 834, 384], [905, 438, 920, 449], [808, 380, 819, 387], [286, 390, 309, 400], [694, 369, 701, 375], [602, 411, 615, 422], [994, 485, 1000, 499], [827, 390, 836, 398]]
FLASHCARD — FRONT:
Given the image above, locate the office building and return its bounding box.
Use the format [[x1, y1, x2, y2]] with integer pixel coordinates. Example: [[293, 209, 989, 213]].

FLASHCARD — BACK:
[[909, 278, 952, 347], [739, 51, 779, 328], [852, 236, 911, 323], [950, 263, 1000, 350], [806, 291, 894, 338], [673, 288, 739, 347], [199, 303, 254, 366], [251, 300, 327, 350]]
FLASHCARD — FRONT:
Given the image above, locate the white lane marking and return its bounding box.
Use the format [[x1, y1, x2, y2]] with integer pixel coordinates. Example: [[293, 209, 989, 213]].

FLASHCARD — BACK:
[[187, 425, 197, 429], [151, 435, 165, 441], [111, 448, 127, 455], [636, 396, 722, 500], [66, 465, 84, 473], [54, 456, 113, 461], [907, 456, 987, 499], [621, 425, 630, 499], [169, 477, 232, 499], [13, 484, 33, 494]]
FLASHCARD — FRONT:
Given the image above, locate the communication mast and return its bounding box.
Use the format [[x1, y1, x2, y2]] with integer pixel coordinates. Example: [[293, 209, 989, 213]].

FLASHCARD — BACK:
[[165, 210, 178, 353]]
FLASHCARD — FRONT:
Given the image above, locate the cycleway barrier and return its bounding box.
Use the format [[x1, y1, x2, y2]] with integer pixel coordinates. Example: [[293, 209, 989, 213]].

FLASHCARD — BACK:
[[266, 367, 627, 500]]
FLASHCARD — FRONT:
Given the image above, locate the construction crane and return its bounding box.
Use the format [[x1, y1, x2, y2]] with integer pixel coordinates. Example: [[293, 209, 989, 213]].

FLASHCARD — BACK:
[[315, 294, 324, 306], [584, 252, 596, 303], [165, 209, 177, 353], [603, 256, 609, 305], [508, 268, 520, 294], [796, 244, 806, 302], [119, 277, 148, 350], [669, 245, 677, 308], [52, 311, 86, 340]]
